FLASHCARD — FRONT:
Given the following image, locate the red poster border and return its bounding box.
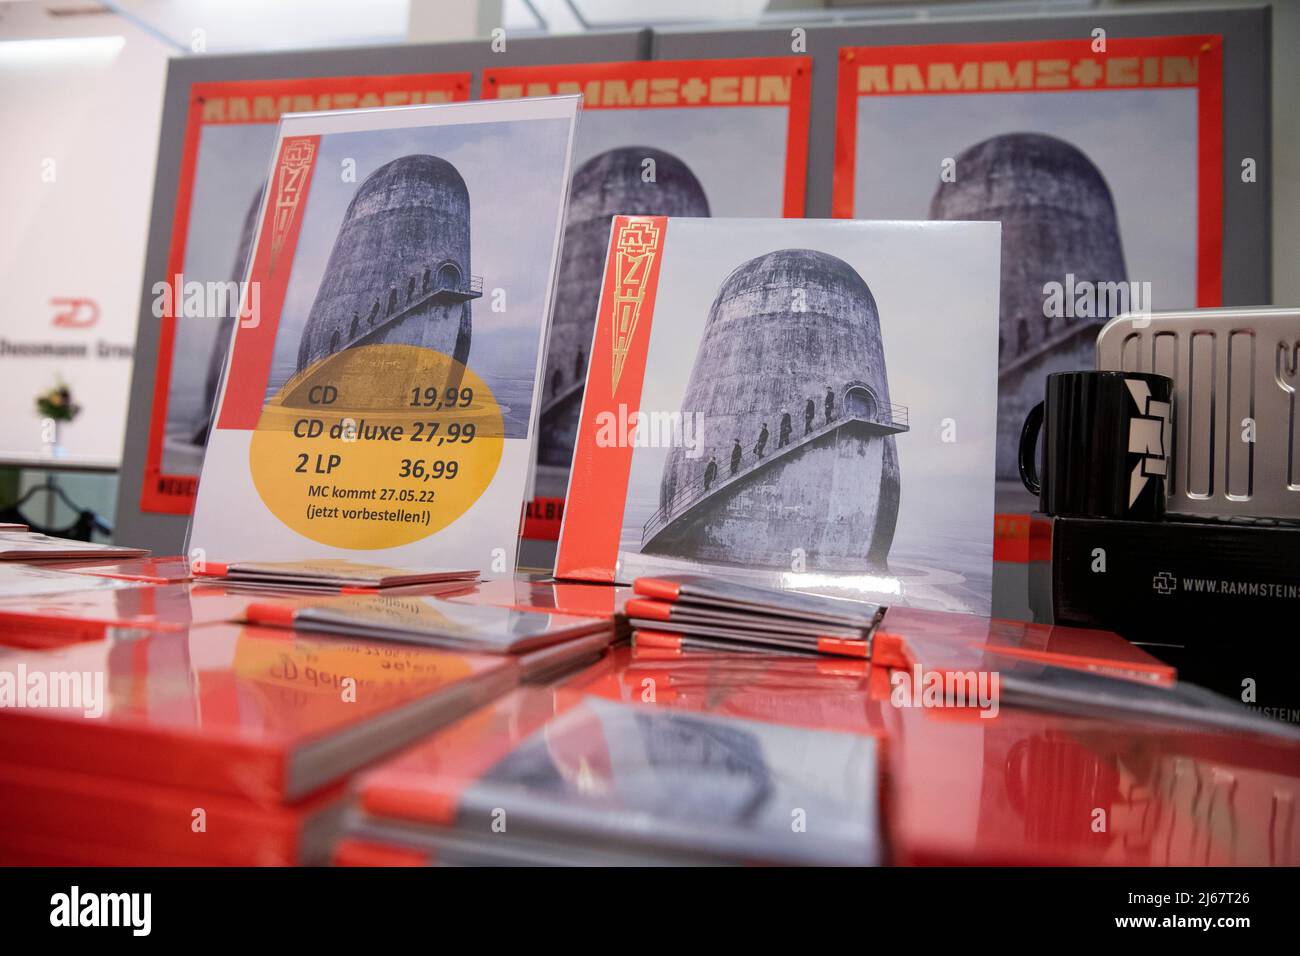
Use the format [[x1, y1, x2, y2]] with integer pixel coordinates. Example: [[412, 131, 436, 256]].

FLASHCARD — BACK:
[[484, 58, 810, 539], [141, 72, 470, 515], [553, 216, 668, 582], [832, 36, 1224, 307]]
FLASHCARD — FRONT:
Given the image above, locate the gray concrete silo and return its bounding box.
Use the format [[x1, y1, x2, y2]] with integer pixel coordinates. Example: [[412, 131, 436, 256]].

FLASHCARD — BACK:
[[193, 185, 263, 446], [929, 132, 1127, 480], [296, 154, 479, 375], [538, 147, 709, 475], [642, 249, 906, 571]]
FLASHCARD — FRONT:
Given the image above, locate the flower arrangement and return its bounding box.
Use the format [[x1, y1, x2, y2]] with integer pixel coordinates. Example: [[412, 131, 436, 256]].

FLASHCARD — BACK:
[[35, 381, 81, 423]]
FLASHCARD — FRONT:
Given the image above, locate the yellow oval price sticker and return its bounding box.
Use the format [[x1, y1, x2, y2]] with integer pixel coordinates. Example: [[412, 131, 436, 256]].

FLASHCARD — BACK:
[[249, 344, 504, 550]]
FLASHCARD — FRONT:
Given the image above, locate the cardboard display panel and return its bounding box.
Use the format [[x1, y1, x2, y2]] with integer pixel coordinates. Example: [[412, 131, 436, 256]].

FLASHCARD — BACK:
[[481, 58, 812, 541]]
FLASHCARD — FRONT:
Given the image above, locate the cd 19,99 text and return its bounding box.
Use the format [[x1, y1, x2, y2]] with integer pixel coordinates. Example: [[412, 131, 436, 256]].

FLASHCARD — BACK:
[[410, 386, 474, 409]]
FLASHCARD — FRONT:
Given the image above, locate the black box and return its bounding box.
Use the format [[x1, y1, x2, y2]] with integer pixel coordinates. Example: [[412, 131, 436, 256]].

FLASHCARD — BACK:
[[1028, 514, 1300, 727]]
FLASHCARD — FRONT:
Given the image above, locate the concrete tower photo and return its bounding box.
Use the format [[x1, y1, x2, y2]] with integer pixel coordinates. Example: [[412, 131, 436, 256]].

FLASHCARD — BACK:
[[642, 249, 907, 571], [295, 154, 481, 376], [538, 146, 709, 475], [929, 132, 1127, 479]]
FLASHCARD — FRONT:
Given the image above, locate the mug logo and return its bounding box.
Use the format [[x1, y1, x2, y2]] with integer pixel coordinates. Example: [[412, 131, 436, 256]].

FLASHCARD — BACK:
[[1125, 379, 1171, 507]]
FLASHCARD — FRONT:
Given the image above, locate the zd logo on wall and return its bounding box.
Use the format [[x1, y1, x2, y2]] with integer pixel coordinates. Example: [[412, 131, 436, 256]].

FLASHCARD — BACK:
[[50, 297, 100, 329]]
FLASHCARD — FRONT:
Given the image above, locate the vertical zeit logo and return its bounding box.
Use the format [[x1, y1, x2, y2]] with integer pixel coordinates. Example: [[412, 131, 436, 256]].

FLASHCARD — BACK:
[[50, 886, 151, 936], [609, 217, 661, 394]]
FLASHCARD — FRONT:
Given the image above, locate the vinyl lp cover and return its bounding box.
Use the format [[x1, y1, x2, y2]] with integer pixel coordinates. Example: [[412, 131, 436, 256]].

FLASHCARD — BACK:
[[142, 73, 471, 513], [245, 592, 610, 654], [834, 36, 1223, 495], [357, 689, 880, 865], [188, 96, 579, 571], [556, 217, 1000, 614]]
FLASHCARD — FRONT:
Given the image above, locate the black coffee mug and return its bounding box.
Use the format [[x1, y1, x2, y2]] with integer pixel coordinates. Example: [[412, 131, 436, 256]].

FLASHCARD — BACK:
[[1019, 370, 1173, 520]]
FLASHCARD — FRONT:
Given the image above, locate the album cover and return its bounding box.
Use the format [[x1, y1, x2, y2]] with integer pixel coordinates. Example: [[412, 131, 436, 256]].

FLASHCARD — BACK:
[[482, 58, 811, 537], [626, 598, 871, 642], [245, 593, 610, 654], [196, 559, 478, 590], [0, 531, 148, 562], [188, 96, 579, 570], [0, 623, 518, 801], [632, 626, 869, 660], [444, 695, 881, 865], [634, 573, 885, 631], [834, 36, 1223, 496], [346, 684, 560, 861], [624, 579, 881, 657], [141, 74, 471, 514], [0, 762, 347, 866], [354, 688, 880, 866], [555, 217, 1000, 614]]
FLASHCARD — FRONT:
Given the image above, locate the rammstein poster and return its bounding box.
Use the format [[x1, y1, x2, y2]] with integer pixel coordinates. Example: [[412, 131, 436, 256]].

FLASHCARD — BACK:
[[833, 36, 1222, 505], [142, 73, 470, 514], [556, 217, 1000, 615], [188, 96, 578, 570], [482, 58, 812, 539]]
